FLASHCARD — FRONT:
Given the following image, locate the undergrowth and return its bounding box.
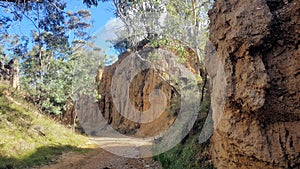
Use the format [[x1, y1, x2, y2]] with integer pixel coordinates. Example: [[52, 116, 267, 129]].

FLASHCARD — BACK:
[[154, 134, 214, 169], [153, 97, 215, 169]]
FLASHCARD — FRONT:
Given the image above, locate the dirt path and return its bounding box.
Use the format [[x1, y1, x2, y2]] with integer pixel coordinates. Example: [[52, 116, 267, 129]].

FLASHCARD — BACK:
[[39, 137, 162, 169]]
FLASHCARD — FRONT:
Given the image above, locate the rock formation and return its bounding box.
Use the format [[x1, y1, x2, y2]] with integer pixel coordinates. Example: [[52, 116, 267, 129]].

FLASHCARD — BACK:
[[0, 58, 20, 90], [96, 48, 200, 137], [206, 0, 299, 168]]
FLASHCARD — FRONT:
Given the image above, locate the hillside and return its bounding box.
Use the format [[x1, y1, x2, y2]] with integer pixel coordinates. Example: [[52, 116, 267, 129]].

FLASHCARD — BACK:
[[0, 82, 90, 169]]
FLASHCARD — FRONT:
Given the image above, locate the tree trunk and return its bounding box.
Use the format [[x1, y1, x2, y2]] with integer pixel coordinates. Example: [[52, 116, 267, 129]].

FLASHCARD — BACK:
[[9, 58, 19, 90]]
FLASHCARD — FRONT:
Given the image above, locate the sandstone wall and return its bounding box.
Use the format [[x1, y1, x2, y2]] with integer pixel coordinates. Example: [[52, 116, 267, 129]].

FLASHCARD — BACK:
[[206, 0, 300, 168], [97, 48, 200, 137]]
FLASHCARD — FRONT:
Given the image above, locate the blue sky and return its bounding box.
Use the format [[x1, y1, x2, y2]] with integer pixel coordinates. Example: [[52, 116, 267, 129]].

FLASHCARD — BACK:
[[1, 0, 118, 57], [65, 1, 115, 32], [66, 0, 118, 56]]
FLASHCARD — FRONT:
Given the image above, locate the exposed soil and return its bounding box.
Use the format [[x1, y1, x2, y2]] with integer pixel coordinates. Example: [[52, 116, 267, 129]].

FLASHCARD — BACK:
[[38, 138, 161, 169]]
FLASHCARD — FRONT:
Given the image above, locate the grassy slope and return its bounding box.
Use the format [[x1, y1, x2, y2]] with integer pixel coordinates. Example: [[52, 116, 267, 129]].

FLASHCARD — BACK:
[[0, 83, 90, 169]]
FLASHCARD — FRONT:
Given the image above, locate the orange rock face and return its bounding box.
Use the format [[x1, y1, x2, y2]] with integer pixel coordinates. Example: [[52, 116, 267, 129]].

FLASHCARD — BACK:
[[206, 0, 300, 168], [97, 48, 200, 137]]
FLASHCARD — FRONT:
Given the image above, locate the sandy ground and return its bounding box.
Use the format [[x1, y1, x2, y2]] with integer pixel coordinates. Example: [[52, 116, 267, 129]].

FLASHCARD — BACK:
[[38, 137, 162, 169]]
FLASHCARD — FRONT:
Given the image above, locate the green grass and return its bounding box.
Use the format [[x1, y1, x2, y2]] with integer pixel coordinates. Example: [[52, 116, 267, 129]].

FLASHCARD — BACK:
[[153, 96, 215, 169], [0, 83, 91, 169], [154, 134, 214, 169]]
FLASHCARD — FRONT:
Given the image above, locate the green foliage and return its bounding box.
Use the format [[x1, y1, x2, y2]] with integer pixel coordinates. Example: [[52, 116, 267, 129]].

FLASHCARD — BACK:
[[104, 0, 212, 61], [0, 83, 91, 169], [154, 135, 214, 169], [113, 38, 131, 54], [153, 120, 214, 169], [21, 48, 78, 115], [0, 0, 95, 115], [71, 44, 104, 100], [153, 93, 213, 169], [83, 0, 102, 7], [154, 38, 190, 62], [0, 46, 7, 63]]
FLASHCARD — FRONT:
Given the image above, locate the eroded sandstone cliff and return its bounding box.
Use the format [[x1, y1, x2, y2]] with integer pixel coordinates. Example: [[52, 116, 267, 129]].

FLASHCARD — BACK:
[[96, 48, 200, 137], [206, 0, 299, 168]]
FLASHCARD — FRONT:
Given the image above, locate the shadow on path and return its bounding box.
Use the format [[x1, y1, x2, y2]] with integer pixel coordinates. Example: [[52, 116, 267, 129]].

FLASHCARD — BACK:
[[0, 145, 91, 169]]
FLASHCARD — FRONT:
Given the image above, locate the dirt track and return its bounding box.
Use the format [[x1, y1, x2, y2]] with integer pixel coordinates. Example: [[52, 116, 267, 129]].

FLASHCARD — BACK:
[[39, 137, 161, 169]]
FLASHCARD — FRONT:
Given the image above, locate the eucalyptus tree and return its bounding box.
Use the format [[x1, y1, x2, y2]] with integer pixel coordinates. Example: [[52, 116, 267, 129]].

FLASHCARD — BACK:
[[22, 2, 92, 115], [0, 0, 94, 115], [87, 0, 212, 60], [93, 0, 213, 102]]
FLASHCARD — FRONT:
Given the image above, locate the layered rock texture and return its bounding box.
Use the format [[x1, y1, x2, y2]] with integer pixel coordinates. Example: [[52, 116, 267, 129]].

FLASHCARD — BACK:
[[206, 0, 300, 168], [96, 48, 200, 137]]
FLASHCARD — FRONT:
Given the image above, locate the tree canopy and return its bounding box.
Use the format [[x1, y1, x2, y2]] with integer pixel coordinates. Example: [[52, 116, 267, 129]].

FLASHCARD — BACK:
[[0, 0, 212, 115], [0, 0, 103, 115]]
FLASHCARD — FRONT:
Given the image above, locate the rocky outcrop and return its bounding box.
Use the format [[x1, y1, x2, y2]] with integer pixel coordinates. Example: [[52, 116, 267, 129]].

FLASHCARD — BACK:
[[96, 48, 200, 137], [0, 59, 19, 89], [206, 0, 300, 168]]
